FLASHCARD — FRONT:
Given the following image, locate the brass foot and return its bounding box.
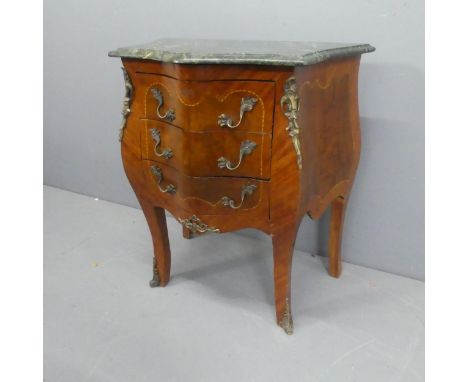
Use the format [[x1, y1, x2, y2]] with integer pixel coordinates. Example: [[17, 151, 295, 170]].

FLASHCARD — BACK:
[[279, 298, 294, 335], [149, 276, 160, 288], [149, 257, 160, 287]]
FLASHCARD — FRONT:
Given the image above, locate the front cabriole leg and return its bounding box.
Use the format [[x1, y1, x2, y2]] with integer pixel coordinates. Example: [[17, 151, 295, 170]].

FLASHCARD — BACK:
[[269, 74, 302, 335], [138, 200, 171, 287], [272, 225, 299, 335]]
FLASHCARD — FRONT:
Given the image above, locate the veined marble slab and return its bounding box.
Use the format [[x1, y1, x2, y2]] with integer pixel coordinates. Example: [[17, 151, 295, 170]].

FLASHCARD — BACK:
[[109, 38, 375, 66]]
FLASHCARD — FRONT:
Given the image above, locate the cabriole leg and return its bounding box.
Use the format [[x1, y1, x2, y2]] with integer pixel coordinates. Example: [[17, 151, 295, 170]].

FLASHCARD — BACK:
[[139, 201, 171, 287], [272, 226, 298, 335]]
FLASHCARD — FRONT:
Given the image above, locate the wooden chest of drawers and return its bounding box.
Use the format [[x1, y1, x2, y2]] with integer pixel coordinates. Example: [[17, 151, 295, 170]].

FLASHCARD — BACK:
[[109, 39, 375, 334]]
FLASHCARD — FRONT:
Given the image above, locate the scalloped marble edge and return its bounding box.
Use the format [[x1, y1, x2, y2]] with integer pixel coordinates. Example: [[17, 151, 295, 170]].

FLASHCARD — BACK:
[[108, 41, 375, 66]]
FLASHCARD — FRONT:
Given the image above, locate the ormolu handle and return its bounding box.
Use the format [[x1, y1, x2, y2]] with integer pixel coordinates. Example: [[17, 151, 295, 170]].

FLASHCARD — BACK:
[[150, 128, 173, 159], [217, 140, 257, 171], [151, 88, 176, 122], [218, 96, 257, 128], [150, 165, 176, 194], [219, 184, 257, 209]]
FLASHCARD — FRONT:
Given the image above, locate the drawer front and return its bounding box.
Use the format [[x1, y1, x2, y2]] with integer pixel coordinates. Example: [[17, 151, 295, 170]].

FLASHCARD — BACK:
[[136, 73, 275, 134], [143, 161, 269, 216], [142, 121, 271, 179]]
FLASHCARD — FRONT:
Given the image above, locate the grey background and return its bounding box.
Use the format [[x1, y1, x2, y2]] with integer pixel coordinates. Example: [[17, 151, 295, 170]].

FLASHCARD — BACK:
[[44, 0, 424, 280]]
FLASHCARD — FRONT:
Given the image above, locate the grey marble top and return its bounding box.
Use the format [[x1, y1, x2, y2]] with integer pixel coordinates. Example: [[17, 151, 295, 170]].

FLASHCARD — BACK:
[[108, 38, 375, 66]]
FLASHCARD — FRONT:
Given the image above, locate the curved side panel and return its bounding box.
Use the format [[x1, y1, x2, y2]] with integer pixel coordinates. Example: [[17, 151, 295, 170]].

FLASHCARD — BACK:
[[294, 57, 362, 218]]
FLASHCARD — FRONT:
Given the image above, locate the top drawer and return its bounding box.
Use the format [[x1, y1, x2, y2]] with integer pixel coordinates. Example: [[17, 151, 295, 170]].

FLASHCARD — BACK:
[[135, 73, 275, 134]]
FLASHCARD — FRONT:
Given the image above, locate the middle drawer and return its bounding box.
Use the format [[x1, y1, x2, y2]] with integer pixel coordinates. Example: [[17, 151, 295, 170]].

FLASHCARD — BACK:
[[141, 120, 271, 179]]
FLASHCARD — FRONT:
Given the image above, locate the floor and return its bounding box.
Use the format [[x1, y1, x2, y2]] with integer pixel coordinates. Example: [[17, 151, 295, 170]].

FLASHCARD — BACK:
[[44, 186, 424, 382]]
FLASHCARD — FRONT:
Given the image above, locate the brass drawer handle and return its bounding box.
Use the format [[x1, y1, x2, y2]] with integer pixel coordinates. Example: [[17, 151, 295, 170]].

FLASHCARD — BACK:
[[218, 96, 257, 128], [150, 128, 173, 159], [219, 184, 257, 209], [151, 88, 176, 122], [217, 140, 257, 171], [150, 165, 176, 194]]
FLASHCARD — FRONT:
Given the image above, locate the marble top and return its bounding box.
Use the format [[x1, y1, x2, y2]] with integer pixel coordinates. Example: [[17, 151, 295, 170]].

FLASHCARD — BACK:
[[108, 38, 375, 66]]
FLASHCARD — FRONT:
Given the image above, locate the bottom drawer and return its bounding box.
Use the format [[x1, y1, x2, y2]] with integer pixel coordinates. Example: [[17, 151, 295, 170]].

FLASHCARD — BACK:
[[143, 160, 270, 216]]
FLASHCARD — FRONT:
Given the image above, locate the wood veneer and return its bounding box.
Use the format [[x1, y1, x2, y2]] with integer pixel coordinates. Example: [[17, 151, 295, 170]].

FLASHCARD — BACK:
[[117, 56, 363, 334]]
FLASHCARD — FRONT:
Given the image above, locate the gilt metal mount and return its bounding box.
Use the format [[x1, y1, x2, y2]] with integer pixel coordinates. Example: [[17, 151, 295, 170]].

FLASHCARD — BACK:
[[280, 77, 302, 170], [119, 68, 133, 141], [178, 215, 220, 234], [149, 256, 160, 287], [279, 298, 294, 335]]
